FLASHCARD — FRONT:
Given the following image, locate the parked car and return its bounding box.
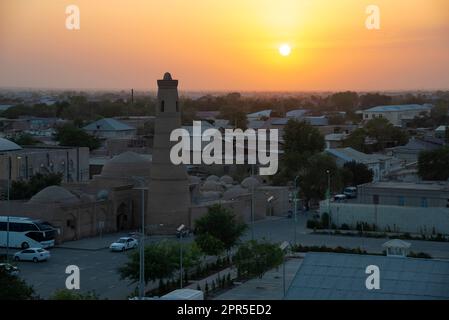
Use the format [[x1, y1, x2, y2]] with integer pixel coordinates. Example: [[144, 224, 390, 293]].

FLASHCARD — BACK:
[[14, 248, 50, 262], [109, 237, 139, 252], [343, 186, 357, 199], [333, 194, 347, 202], [0, 263, 19, 276]]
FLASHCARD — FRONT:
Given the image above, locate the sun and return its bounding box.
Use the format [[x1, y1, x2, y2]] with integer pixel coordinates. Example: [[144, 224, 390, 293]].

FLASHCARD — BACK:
[[279, 44, 291, 57]]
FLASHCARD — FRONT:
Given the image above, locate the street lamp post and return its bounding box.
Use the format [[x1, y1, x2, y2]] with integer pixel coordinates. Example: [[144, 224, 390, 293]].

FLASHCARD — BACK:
[[250, 164, 255, 241], [177, 224, 185, 288], [326, 170, 332, 233], [293, 175, 299, 244], [6, 156, 12, 263], [279, 241, 289, 298]]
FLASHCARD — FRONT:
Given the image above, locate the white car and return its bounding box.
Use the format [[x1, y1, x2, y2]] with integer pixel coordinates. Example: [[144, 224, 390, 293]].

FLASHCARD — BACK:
[[14, 248, 50, 262], [109, 237, 138, 252]]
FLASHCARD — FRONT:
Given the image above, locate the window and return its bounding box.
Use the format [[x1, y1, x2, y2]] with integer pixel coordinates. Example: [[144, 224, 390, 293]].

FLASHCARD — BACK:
[[161, 100, 165, 112], [373, 195, 379, 205], [399, 196, 405, 206], [421, 197, 428, 208], [176, 101, 179, 112]]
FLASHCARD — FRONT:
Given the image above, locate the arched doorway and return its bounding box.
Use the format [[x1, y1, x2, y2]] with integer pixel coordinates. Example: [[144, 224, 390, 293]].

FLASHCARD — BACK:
[[116, 203, 129, 231]]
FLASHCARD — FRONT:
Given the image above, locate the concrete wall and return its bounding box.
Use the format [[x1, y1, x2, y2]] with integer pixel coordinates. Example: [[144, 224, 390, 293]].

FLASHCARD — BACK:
[[320, 201, 449, 235]]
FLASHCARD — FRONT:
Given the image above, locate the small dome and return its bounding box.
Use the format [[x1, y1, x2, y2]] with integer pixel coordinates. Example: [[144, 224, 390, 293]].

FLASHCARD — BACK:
[[101, 151, 151, 179], [163, 72, 172, 80], [202, 180, 224, 192], [206, 175, 220, 182], [0, 138, 22, 152], [220, 175, 234, 184], [188, 176, 201, 184], [29, 186, 80, 205], [223, 186, 249, 200], [97, 189, 109, 200], [241, 176, 261, 189], [200, 191, 222, 202]]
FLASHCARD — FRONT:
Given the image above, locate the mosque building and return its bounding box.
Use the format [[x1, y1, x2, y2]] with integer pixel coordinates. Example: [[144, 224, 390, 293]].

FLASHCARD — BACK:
[[0, 74, 290, 243]]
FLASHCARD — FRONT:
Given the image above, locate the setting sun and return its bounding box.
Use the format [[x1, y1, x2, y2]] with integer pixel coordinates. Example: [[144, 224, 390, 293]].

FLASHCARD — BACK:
[[279, 44, 292, 57]]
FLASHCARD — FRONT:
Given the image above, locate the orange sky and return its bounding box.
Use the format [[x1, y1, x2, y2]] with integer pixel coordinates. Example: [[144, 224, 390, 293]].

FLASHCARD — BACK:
[[0, 0, 448, 91]]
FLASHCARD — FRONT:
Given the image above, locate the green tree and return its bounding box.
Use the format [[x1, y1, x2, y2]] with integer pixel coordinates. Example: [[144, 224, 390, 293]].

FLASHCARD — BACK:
[[341, 161, 374, 186], [364, 118, 408, 151], [418, 147, 449, 181], [118, 240, 201, 285], [234, 240, 284, 279], [282, 119, 325, 176], [10, 172, 63, 200], [219, 106, 247, 129], [10, 133, 39, 146], [343, 128, 367, 152], [50, 289, 99, 300], [0, 268, 36, 300], [194, 204, 247, 256], [54, 124, 101, 150], [299, 153, 341, 208], [330, 91, 359, 111], [359, 93, 392, 108]]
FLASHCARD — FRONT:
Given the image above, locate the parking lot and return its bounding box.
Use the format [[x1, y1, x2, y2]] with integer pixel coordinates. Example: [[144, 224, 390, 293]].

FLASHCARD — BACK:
[[2, 216, 449, 300]]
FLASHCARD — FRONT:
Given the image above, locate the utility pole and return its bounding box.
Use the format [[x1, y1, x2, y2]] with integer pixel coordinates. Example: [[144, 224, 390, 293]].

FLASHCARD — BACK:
[[6, 156, 11, 263], [251, 164, 255, 241], [293, 175, 299, 244]]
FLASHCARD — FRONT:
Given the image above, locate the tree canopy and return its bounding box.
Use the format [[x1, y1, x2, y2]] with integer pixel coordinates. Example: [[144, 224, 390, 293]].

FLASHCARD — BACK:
[[234, 240, 284, 279], [418, 147, 449, 181], [118, 240, 201, 285], [194, 204, 247, 255], [341, 161, 374, 186], [54, 124, 101, 150], [10, 172, 62, 200], [0, 268, 36, 300]]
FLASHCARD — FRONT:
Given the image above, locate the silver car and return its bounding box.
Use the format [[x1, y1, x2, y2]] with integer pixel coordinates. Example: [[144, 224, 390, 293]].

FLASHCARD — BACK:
[[14, 248, 50, 262]]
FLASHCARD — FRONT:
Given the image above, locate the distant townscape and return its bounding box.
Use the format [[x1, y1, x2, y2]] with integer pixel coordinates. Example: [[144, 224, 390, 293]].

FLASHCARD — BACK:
[[1, 79, 449, 300]]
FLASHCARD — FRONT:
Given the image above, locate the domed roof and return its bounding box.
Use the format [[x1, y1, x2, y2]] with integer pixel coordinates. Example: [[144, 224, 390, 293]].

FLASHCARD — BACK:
[[0, 138, 22, 152], [220, 175, 234, 184], [101, 151, 151, 179], [202, 180, 225, 192], [206, 175, 220, 182], [223, 186, 249, 200], [241, 176, 261, 189], [29, 186, 80, 205]]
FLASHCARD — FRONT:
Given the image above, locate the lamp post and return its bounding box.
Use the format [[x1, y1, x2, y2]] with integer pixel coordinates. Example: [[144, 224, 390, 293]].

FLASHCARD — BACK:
[[326, 170, 332, 233], [132, 176, 147, 300], [6, 156, 12, 263], [279, 241, 290, 298], [250, 164, 255, 241], [293, 175, 299, 244], [177, 224, 185, 288]]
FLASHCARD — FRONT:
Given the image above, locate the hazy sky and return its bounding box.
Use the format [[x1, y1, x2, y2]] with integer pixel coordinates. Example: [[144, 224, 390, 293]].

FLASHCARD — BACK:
[[1, 0, 448, 91]]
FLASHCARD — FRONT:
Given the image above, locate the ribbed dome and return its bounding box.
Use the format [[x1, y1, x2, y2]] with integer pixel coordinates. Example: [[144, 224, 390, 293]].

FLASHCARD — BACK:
[[29, 186, 80, 205], [201, 180, 225, 192], [241, 176, 261, 189], [223, 186, 249, 200], [206, 175, 220, 182], [101, 151, 151, 178], [220, 175, 234, 184], [0, 138, 22, 152]]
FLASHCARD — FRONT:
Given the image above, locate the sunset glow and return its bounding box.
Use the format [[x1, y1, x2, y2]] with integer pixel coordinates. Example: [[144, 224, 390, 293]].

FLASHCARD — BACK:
[[0, 0, 448, 91]]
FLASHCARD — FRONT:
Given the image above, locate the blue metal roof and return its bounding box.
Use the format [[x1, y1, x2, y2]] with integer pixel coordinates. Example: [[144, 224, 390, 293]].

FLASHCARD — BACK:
[[363, 104, 433, 113], [285, 252, 449, 300], [83, 118, 135, 132]]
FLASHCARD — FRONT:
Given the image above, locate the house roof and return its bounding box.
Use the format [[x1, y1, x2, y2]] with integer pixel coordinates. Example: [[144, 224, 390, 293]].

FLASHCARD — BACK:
[[363, 104, 433, 113], [285, 252, 449, 300], [382, 239, 411, 248], [326, 147, 391, 164], [304, 116, 328, 126], [83, 118, 135, 132], [286, 109, 308, 118], [389, 137, 443, 154], [0, 138, 22, 152], [247, 109, 272, 119]]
